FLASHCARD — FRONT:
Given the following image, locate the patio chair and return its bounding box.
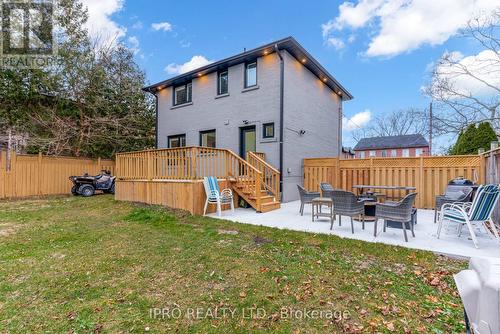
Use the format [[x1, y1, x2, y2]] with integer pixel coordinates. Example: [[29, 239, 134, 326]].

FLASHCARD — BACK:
[[203, 176, 234, 217], [297, 185, 320, 216], [330, 190, 365, 233], [374, 193, 418, 242], [320, 182, 335, 195], [434, 185, 473, 223], [437, 184, 500, 248]]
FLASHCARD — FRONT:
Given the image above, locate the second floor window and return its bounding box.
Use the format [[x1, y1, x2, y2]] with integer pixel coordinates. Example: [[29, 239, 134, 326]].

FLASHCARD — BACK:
[[402, 149, 410, 157], [174, 82, 192, 106], [381, 150, 387, 157], [218, 70, 228, 95], [359, 152, 365, 159], [415, 148, 423, 157], [245, 62, 257, 88], [391, 149, 397, 157], [369, 150, 376, 157], [200, 130, 216, 148]]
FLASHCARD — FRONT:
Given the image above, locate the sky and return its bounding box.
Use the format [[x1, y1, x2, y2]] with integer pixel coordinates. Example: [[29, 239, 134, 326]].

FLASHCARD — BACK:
[[81, 0, 500, 149]]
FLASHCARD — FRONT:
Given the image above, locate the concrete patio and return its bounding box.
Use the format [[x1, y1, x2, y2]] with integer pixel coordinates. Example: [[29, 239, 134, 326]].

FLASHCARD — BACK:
[[210, 200, 500, 259]]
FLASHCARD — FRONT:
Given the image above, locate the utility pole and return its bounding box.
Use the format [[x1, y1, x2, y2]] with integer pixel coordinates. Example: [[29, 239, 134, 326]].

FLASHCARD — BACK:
[[429, 102, 433, 156]]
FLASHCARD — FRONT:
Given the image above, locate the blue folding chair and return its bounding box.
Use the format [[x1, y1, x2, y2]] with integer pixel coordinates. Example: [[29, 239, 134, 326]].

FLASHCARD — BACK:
[[437, 184, 500, 248], [203, 176, 234, 217]]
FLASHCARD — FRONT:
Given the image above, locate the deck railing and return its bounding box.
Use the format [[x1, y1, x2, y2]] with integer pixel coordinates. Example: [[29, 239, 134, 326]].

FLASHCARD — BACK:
[[247, 151, 280, 200], [116, 147, 268, 210]]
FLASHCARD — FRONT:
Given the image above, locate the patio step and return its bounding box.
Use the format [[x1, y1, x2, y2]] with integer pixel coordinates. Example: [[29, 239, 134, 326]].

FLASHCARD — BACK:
[[260, 201, 281, 213], [249, 195, 276, 204], [231, 179, 280, 213]]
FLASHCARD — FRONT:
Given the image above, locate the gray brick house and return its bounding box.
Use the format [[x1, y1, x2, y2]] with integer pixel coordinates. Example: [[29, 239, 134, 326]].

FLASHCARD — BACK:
[[143, 37, 352, 202]]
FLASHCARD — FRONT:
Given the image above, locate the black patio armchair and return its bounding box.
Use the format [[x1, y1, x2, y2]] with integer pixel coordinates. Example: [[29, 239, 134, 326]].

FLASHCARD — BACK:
[[434, 186, 473, 223], [330, 190, 365, 233], [320, 182, 335, 198], [374, 193, 418, 242], [297, 185, 320, 216]]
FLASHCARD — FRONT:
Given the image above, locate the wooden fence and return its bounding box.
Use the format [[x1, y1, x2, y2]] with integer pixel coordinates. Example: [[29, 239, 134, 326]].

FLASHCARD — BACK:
[[0, 150, 115, 199], [304, 155, 483, 209]]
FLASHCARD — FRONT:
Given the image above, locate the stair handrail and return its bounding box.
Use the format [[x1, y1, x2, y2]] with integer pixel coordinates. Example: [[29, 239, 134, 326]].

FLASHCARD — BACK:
[[225, 149, 263, 211], [246, 151, 280, 201]]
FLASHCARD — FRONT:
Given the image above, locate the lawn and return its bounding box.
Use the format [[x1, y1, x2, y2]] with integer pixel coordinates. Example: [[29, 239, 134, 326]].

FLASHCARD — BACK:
[[0, 195, 466, 333]]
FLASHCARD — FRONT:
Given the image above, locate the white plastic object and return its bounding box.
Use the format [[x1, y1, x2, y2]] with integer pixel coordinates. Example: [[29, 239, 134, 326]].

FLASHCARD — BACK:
[[454, 257, 500, 334]]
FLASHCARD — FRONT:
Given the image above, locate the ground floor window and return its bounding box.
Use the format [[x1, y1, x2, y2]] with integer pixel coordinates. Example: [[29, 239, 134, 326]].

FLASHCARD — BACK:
[[168, 134, 186, 148], [199, 130, 216, 148], [263, 122, 274, 138]]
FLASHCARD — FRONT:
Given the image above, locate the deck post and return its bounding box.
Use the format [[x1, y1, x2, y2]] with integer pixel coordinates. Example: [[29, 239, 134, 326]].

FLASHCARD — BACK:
[[191, 147, 197, 180], [255, 172, 262, 212]]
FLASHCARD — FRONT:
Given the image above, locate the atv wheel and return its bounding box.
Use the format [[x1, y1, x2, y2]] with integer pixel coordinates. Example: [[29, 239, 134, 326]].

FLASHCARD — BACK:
[[71, 185, 78, 195], [79, 184, 95, 197], [109, 183, 116, 195]]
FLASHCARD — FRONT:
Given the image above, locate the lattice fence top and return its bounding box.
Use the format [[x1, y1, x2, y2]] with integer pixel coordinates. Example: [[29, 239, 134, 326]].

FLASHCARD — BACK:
[[423, 156, 480, 167]]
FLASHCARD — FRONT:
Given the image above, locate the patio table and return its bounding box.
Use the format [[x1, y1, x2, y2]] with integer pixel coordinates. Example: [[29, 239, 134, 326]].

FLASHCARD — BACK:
[[353, 185, 416, 200], [311, 197, 334, 225]]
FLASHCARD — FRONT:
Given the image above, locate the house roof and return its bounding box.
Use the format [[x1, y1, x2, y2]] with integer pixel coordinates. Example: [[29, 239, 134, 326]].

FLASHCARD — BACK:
[[353, 134, 430, 151], [143, 36, 353, 100]]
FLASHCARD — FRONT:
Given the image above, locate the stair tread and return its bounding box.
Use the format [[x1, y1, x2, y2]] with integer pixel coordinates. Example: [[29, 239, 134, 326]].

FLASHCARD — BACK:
[[261, 201, 281, 206]]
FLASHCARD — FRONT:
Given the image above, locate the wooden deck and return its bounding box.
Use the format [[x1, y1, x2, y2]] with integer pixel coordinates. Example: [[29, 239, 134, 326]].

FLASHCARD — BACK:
[[115, 147, 281, 214]]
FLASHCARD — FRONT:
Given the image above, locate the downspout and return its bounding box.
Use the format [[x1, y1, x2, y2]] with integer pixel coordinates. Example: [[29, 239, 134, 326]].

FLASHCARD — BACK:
[[275, 44, 284, 200], [153, 90, 159, 148]]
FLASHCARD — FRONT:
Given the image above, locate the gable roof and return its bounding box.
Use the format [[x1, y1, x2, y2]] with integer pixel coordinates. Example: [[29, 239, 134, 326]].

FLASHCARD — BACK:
[[353, 134, 430, 151], [143, 36, 353, 100]]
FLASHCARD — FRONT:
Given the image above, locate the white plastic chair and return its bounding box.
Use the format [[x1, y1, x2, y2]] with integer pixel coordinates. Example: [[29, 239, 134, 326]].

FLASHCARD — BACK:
[[203, 176, 234, 217]]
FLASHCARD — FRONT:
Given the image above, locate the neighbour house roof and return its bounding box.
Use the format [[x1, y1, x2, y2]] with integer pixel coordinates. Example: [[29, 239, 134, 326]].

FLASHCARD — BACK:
[[143, 36, 353, 100], [353, 134, 430, 151], [342, 147, 355, 155]]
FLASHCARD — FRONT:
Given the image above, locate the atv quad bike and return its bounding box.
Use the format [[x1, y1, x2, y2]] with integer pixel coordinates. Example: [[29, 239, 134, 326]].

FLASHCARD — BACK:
[[70, 170, 116, 197]]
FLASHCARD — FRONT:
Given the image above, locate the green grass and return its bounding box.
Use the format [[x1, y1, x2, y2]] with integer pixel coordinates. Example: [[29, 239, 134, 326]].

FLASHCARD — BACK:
[[0, 195, 466, 333]]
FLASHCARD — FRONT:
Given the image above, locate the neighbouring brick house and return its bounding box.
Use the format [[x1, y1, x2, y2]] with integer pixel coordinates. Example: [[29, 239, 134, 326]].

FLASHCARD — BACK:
[[353, 134, 430, 159]]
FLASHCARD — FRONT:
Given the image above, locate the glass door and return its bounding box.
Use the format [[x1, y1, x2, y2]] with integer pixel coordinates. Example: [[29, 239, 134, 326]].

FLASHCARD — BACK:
[[240, 126, 256, 158]]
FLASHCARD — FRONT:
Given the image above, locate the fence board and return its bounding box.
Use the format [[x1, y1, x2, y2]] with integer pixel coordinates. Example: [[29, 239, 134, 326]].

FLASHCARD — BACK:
[[304, 155, 482, 209], [0, 150, 114, 199]]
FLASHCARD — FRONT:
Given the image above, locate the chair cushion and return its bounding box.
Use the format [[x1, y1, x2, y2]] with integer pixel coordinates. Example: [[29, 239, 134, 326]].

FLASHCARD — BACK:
[[443, 208, 466, 223]]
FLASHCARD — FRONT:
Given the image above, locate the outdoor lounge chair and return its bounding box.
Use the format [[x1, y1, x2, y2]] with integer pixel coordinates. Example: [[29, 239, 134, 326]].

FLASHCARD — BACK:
[[437, 184, 500, 248], [297, 185, 320, 216], [434, 185, 473, 223], [330, 190, 365, 233], [374, 193, 418, 242], [203, 176, 234, 217]]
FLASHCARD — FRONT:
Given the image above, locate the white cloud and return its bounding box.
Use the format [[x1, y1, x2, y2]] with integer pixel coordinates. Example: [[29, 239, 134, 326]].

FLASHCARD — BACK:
[[81, 0, 126, 44], [132, 21, 143, 29], [152, 22, 173, 32], [343, 110, 372, 131], [325, 37, 345, 50], [322, 0, 500, 57], [128, 36, 140, 55], [433, 49, 500, 97], [165, 55, 214, 75]]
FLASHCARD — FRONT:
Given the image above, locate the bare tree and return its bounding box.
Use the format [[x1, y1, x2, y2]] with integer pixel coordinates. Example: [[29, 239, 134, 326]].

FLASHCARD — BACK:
[[351, 108, 429, 142], [424, 10, 500, 135]]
